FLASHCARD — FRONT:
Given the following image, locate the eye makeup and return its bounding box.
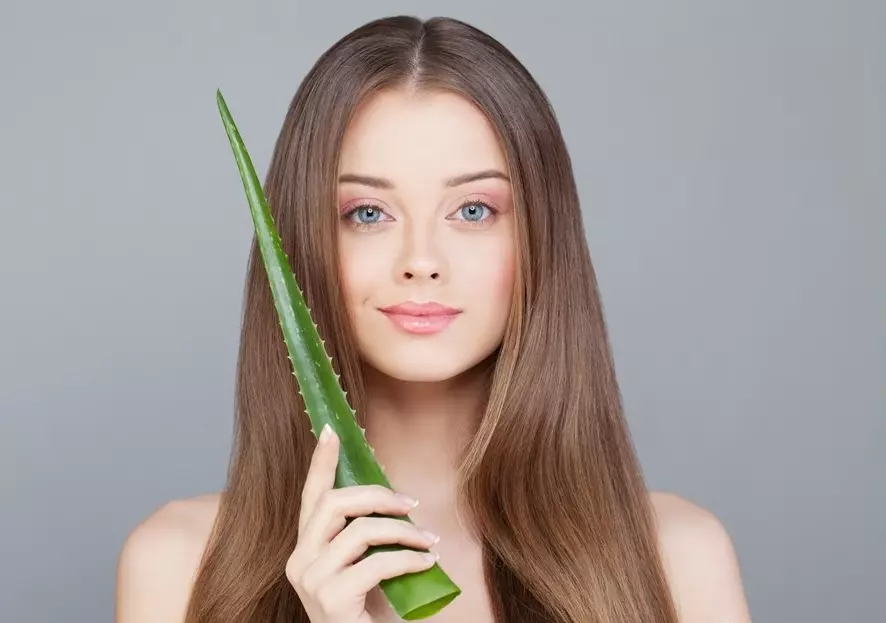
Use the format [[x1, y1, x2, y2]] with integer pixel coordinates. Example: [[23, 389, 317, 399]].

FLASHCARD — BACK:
[[338, 191, 510, 232]]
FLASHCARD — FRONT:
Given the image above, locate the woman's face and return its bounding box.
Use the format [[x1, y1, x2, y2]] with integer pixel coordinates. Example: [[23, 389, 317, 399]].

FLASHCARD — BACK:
[[337, 88, 516, 383]]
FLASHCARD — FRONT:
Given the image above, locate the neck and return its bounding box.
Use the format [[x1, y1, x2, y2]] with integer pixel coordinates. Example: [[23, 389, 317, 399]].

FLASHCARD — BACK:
[[362, 358, 493, 507]]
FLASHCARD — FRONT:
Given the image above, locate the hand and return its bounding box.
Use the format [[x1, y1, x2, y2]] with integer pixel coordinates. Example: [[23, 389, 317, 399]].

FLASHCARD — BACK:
[[286, 424, 441, 622]]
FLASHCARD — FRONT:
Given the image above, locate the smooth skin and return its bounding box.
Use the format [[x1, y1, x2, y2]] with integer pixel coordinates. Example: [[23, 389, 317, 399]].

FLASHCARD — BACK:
[[116, 88, 751, 622]]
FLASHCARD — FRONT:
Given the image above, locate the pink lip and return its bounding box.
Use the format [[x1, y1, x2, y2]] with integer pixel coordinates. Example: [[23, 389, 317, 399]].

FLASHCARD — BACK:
[[380, 301, 460, 316], [379, 301, 461, 335]]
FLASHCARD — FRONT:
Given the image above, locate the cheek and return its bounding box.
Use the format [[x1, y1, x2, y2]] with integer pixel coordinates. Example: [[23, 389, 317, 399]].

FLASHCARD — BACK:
[[492, 244, 517, 306], [338, 236, 388, 306], [461, 235, 517, 310]]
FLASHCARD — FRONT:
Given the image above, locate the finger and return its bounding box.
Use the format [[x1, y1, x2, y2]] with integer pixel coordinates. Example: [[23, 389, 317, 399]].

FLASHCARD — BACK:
[[330, 549, 439, 600], [298, 424, 339, 537], [310, 516, 439, 579], [299, 485, 420, 551]]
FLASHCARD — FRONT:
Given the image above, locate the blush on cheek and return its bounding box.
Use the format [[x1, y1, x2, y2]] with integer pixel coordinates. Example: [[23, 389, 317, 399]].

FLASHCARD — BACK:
[[487, 244, 517, 305], [339, 257, 379, 314]]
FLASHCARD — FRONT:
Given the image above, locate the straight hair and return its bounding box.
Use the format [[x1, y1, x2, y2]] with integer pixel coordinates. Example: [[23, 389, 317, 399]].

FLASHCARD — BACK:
[[185, 15, 680, 623]]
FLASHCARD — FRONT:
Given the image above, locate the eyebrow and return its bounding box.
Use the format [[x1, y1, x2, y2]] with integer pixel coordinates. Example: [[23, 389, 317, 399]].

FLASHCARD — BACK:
[[338, 168, 510, 189]]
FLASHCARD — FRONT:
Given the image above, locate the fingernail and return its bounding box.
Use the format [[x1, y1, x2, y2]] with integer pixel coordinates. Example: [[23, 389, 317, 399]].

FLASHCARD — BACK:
[[319, 424, 332, 444], [422, 552, 439, 563], [420, 530, 440, 545], [396, 494, 419, 508]]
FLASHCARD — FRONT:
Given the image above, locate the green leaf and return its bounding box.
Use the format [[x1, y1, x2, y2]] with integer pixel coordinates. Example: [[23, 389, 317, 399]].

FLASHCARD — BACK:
[[216, 88, 461, 619]]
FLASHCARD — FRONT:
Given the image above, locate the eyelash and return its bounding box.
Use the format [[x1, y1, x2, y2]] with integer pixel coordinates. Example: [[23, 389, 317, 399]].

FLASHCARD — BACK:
[[341, 198, 499, 231]]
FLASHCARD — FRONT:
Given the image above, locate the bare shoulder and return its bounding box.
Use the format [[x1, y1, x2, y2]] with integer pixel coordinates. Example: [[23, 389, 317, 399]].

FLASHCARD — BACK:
[[649, 491, 752, 623], [115, 492, 222, 623]]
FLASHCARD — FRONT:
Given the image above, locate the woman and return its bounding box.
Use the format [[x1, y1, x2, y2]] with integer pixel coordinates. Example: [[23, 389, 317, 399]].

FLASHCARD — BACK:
[[116, 15, 750, 623]]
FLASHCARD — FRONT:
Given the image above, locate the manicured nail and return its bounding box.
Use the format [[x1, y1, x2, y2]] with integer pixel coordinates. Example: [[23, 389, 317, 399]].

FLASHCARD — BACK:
[[397, 493, 419, 508], [422, 552, 439, 563], [420, 530, 440, 544], [319, 424, 332, 444]]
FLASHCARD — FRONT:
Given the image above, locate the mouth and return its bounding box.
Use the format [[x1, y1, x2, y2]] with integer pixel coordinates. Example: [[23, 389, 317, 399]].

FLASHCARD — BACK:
[[378, 301, 462, 335]]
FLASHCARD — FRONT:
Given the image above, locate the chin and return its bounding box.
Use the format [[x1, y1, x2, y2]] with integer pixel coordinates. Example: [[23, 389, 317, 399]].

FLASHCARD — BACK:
[[361, 343, 499, 384], [366, 354, 472, 384]]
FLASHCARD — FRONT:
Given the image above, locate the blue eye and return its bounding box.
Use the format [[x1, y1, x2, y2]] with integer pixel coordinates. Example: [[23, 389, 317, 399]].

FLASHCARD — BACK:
[[345, 204, 387, 226], [454, 201, 494, 223], [343, 200, 496, 230], [354, 206, 382, 223]]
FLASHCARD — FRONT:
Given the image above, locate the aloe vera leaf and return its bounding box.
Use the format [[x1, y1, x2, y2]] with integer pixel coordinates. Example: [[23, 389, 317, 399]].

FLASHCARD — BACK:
[[216, 89, 461, 619]]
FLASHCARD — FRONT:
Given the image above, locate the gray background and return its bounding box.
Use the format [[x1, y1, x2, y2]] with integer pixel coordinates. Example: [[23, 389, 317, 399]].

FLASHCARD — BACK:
[[1, 1, 883, 621]]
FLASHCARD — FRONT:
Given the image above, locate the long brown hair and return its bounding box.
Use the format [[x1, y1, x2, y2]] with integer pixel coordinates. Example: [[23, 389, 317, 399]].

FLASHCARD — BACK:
[[186, 15, 679, 623]]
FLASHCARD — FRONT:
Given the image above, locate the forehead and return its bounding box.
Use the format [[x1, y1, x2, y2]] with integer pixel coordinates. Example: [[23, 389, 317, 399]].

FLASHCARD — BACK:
[[338, 89, 507, 180]]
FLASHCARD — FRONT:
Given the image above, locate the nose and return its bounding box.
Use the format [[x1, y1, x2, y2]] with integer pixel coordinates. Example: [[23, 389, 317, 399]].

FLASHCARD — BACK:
[[395, 223, 446, 284], [403, 263, 440, 281]]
